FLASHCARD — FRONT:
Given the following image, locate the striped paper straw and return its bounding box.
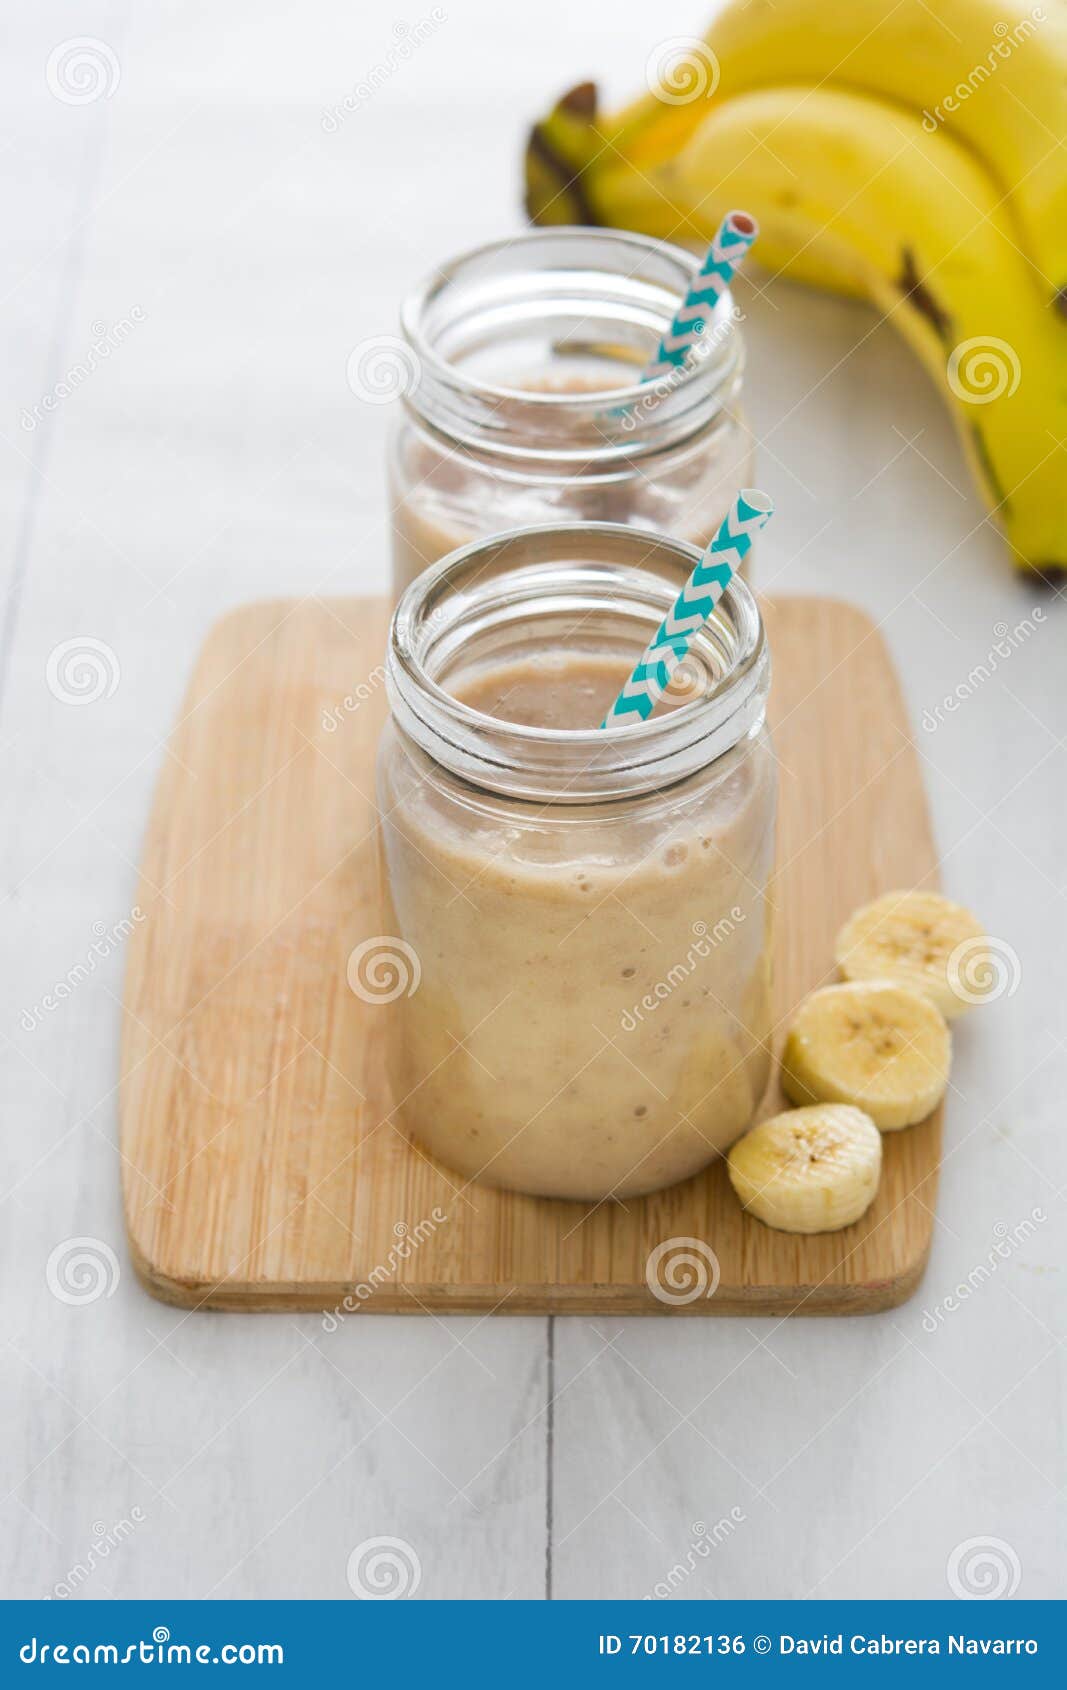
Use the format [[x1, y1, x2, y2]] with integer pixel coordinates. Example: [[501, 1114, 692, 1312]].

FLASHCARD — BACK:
[[600, 489, 774, 729], [643, 211, 759, 382]]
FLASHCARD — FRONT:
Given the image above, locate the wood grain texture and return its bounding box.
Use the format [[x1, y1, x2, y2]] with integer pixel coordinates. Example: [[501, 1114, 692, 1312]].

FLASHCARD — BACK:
[[121, 595, 941, 1315]]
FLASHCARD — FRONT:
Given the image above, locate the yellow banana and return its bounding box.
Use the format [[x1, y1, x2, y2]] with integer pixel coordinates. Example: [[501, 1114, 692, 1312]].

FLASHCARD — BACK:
[[834, 891, 990, 1020], [782, 981, 951, 1131], [527, 82, 1067, 575], [727, 1104, 882, 1233], [541, 0, 1067, 306]]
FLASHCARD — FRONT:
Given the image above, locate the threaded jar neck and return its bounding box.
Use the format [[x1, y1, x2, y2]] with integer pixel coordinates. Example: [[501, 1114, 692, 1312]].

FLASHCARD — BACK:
[[399, 229, 745, 470], [387, 522, 769, 804]]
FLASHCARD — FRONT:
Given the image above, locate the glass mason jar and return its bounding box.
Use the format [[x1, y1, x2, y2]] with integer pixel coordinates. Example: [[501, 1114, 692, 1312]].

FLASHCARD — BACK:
[[377, 523, 777, 1203], [389, 229, 754, 599]]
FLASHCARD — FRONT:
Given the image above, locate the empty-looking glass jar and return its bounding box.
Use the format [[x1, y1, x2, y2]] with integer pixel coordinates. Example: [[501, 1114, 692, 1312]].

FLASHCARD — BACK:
[[377, 523, 777, 1202], [389, 229, 754, 599]]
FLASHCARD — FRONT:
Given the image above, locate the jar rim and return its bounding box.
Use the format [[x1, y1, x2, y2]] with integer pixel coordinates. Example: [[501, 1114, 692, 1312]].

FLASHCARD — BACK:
[[398, 228, 744, 464], [387, 521, 770, 803]]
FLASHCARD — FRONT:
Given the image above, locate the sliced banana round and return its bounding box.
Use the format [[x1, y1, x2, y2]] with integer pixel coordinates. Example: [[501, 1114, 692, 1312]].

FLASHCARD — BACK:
[[728, 1105, 881, 1234], [782, 980, 950, 1130], [835, 889, 986, 1020]]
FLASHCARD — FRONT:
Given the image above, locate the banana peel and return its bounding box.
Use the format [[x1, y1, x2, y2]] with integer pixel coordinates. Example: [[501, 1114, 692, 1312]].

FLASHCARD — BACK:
[[525, 79, 1067, 577]]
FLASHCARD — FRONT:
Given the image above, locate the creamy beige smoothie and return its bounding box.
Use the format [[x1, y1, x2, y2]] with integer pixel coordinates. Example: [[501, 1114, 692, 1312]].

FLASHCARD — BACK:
[[378, 651, 776, 1202], [393, 231, 755, 601], [390, 376, 755, 596], [391, 466, 739, 597]]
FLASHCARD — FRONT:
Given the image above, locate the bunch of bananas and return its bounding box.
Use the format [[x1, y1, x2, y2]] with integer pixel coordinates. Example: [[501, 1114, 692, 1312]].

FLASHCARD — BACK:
[[525, 0, 1067, 577]]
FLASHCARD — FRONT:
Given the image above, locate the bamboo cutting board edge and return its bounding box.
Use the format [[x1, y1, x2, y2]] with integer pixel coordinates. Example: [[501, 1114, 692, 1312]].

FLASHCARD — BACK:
[[126, 1254, 932, 1317], [119, 594, 942, 1316]]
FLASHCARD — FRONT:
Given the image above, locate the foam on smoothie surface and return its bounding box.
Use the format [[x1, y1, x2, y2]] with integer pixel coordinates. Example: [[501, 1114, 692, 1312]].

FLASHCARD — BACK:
[[451, 653, 704, 732]]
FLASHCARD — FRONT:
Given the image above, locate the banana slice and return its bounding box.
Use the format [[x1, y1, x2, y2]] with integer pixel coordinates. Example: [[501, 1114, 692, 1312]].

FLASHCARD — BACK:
[[782, 980, 950, 1130], [728, 1105, 881, 1234], [835, 890, 987, 1020]]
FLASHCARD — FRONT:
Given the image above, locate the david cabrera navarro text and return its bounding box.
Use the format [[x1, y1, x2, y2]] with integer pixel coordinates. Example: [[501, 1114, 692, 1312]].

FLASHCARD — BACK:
[[779, 1635, 1038, 1656]]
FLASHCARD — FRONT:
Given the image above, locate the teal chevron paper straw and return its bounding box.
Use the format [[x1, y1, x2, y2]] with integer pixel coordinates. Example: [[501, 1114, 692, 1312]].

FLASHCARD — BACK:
[[600, 489, 774, 729], [643, 211, 759, 382]]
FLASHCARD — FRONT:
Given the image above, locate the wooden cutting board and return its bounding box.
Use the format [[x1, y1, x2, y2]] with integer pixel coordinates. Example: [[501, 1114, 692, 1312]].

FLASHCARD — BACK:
[[120, 595, 941, 1315]]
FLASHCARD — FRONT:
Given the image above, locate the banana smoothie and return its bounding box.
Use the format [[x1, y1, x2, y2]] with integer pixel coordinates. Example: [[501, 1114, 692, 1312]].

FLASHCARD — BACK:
[[391, 383, 751, 595], [390, 230, 754, 598], [377, 528, 777, 1202]]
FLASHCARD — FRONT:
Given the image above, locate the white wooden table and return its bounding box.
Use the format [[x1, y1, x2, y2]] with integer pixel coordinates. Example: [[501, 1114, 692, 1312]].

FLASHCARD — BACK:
[[2, 0, 1063, 1601]]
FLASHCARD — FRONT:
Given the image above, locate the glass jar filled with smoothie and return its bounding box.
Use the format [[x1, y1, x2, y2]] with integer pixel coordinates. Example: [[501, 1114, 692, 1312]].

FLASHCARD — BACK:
[[377, 523, 777, 1202], [389, 230, 754, 599]]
